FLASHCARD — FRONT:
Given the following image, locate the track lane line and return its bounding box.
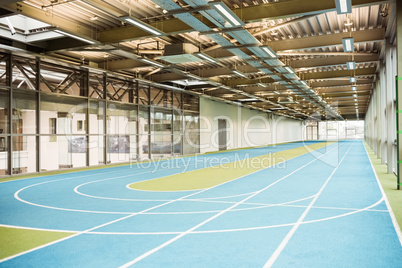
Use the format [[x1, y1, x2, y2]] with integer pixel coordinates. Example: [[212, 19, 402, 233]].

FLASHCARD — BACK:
[[2, 142, 330, 263], [119, 142, 342, 267], [263, 141, 354, 267]]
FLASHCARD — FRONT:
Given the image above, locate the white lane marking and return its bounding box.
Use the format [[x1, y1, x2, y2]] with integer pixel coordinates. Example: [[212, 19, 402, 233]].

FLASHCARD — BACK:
[[2, 144, 302, 263], [363, 143, 402, 246], [263, 141, 353, 268], [1, 197, 385, 236], [1, 183, 216, 263], [0, 224, 77, 233], [119, 143, 342, 267]]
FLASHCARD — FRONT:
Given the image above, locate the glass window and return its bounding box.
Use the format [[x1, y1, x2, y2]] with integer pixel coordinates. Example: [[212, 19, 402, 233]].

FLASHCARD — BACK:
[[39, 63, 87, 96], [12, 136, 36, 174], [183, 94, 199, 111], [150, 108, 172, 158], [183, 112, 200, 155], [0, 136, 8, 175], [12, 57, 37, 90], [40, 95, 87, 170], [150, 88, 172, 108], [89, 73, 104, 99], [89, 135, 104, 166], [0, 54, 9, 88], [172, 92, 182, 109], [107, 102, 137, 163], [0, 91, 9, 134], [172, 110, 182, 155], [106, 77, 132, 103], [89, 101, 105, 134], [12, 91, 37, 134], [138, 84, 149, 105]]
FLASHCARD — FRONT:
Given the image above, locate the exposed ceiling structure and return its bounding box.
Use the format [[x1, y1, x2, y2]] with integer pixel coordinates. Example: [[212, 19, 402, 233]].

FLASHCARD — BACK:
[[0, 0, 397, 121]]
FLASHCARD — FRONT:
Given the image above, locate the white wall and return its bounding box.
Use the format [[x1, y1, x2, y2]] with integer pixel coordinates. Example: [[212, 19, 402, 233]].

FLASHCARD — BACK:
[[199, 97, 303, 153]]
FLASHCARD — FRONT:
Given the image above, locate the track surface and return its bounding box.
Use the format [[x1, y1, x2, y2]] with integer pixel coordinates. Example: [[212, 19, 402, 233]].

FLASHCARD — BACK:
[[0, 141, 401, 267]]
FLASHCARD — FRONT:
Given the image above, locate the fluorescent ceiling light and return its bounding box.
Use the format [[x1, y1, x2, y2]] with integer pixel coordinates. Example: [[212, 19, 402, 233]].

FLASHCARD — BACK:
[[353, 94, 357, 97], [350, 77, 357, 83], [347, 61, 356, 70], [335, 0, 352, 14], [351, 86, 357, 91], [301, 80, 308, 87], [209, 2, 245, 27], [273, 90, 280, 94], [238, 98, 259, 102], [354, 98, 357, 101], [195, 53, 219, 63], [233, 70, 248, 78], [262, 47, 277, 58], [121, 16, 164, 36], [284, 66, 295, 74], [342, 37, 354, 52], [171, 80, 207, 86], [257, 83, 267, 87], [54, 30, 96, 44], [186, 74, 200, 80], [141, 58, 165, 68], [5, 17, 16, 35]]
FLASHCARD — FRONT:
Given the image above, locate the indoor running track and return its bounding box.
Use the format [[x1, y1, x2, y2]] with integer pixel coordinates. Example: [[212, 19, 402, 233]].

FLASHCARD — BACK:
[[0, 140, 401, 267]]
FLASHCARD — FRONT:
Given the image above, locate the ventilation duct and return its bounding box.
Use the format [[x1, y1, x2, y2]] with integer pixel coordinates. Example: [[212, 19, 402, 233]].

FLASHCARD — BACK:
[[158, 43, 202, 64]]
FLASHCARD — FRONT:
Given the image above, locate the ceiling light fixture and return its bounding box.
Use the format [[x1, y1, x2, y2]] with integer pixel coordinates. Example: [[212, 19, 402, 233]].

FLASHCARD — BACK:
[[351, 86, 357, 91], [186, 74, 200, 80], [209, 2, 245, 27], [141, 58, 165, 68], [342, 37, 354, 52], [262, 47, 278, 58], [347, 61, 356, 70], [194, 53, 219, 63], [257, 83, 267, 87], [335, 0, 352, 14], [120, 16, 164, 36], [350, 77, 357, 83], [54, 30, 97, 44], [233, 70, 248, 78], [284, 66, 295, 74], [5, 17, 16, 35]]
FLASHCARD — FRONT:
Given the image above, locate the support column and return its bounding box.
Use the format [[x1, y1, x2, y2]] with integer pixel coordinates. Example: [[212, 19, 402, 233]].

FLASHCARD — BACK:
[[396, 1, 402, 189], [7, 54, 12, 175], [385, 39, 395, 173]]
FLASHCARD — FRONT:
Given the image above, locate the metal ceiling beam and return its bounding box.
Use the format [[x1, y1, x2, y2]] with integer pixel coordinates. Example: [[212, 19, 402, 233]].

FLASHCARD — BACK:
[[268, 28, 385, 52], [99, 59, 148, 70], [292, 55, 379, 69], [303, 67, 376, 80], [219, 67, 376, 87], [98, 0, 391, 43], [232, 0, 392, 22], [149, 65, 259, 82]]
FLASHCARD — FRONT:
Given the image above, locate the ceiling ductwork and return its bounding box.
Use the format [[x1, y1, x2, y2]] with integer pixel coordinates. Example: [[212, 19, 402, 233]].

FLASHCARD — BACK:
[[158, 43, 202, 64]]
